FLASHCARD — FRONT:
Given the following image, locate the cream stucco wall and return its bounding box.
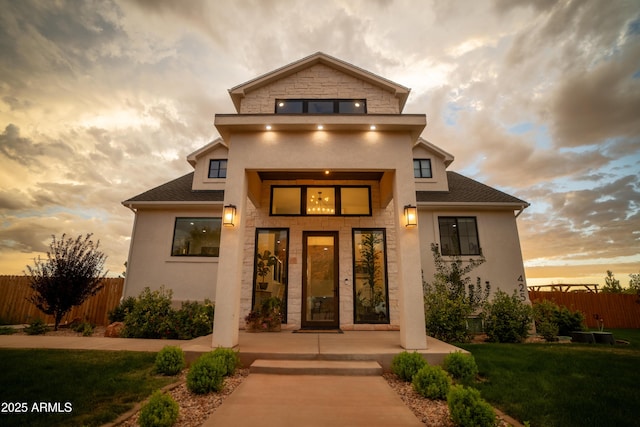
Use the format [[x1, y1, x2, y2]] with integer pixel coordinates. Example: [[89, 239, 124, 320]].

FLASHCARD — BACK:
[[124, 208, 221, 303], [418, 209, 530, 303], [412, 143, 450, 192], [191, 144, 229, 191], [240, 64, 401, 114]]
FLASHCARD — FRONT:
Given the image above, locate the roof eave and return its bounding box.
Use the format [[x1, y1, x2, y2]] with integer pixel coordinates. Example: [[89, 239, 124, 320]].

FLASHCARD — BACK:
[[122, 200, 224, 210], [417, 201, 530, 210]]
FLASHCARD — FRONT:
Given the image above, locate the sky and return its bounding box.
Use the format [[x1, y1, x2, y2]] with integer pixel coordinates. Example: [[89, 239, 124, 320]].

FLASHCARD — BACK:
[[0, 0, 639, 288]]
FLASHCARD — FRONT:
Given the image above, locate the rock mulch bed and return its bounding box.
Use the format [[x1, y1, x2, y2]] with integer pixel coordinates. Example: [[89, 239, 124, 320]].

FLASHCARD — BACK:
[[114, 369, 249, 427]]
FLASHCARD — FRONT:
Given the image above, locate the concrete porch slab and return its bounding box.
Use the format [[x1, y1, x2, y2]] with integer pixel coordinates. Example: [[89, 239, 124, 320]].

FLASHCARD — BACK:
[[219, 330, 465, 371]]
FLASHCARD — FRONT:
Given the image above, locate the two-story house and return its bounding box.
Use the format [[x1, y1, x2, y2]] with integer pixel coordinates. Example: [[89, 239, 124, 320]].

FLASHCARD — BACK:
[[122, 52, 529, 349]]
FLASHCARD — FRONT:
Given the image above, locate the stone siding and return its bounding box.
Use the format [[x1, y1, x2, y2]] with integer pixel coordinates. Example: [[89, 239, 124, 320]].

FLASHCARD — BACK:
[[240, 179, 400, 330], [240, 64, 400, 114]]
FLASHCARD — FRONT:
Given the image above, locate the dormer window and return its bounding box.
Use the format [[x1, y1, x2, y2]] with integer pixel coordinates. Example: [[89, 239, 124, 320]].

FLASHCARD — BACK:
[[208, 159, 227, 178], [275, 99, 366, 114]]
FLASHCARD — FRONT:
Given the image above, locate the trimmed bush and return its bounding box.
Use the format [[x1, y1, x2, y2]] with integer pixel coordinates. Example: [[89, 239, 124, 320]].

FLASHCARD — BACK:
[[120, 288, 214, 340], [138, 390, 179, 427], [108, 296, 136, 323], [187, 354, 227, 394], [155, 346, 186, 376], [447, 385, 496, 427], [482, 290, 533, 343], [412, 365, 452, 400], [210, 347, 240, 376], [170, 300, 215, 340], [391, 351, 427, 382], [443, 352, 478, 385], [122, 287, 174, 339]]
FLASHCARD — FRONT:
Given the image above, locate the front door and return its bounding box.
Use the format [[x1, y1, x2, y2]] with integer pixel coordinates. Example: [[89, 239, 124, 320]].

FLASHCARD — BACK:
[[302, 231, 339, 329]]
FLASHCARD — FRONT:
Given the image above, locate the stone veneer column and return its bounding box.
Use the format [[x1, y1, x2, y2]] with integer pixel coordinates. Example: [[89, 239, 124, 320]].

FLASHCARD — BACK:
[[212, 167, 248, 348], [393, 171, 427, 349]]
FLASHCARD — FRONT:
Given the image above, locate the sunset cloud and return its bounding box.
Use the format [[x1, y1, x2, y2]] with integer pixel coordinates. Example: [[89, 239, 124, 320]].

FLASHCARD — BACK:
[[0, 0, 638, 286]]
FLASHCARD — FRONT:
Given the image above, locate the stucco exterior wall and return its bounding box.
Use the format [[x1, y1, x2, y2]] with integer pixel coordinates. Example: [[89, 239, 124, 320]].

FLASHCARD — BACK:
[[192, 144, 229, 191], [418, 209, 530, 303], [240, 64, 401, 114], [412, 143, 450, 192], [124, 208, 221, 303]]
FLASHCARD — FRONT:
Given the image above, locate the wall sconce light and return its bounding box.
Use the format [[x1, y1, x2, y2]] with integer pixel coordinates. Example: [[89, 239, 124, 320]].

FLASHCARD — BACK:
[[223, 204, 236, 227], [404, 205, 417, 228]]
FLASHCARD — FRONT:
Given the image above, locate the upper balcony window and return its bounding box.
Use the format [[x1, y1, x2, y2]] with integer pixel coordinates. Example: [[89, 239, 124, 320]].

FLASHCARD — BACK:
[[275, 99, 366, 114]]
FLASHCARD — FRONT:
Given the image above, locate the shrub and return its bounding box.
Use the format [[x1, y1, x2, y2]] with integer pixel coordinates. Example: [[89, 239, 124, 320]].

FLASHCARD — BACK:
[[120, 288, 214, 340], [170, 300, 215, 340], [532, 299, 585, 340], [482, 290, 533, 343], [121, 287, 174, 339], [532, 300, 560, 341], [187, 354, 227, 394], [138, 390, 179, 427], [24, 318, 48, 335], [447, 385, 496, 427], [210, 347, 240, 376], [155, 346, 186, 376], [412, 365, 452, 400], [443, 352, 478, 385], [0, 326, 17, 335], [391, 351, 427, 382], [423, 243, 489, 343], [108, 296, 136, 323], [72, 320, 95, 336], [555, 305, 585, 336]]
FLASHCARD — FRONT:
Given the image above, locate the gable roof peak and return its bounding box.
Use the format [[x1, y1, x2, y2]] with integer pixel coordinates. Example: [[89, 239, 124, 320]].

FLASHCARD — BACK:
[[414, 137, 455, 167], [228, 52, 411, 112]]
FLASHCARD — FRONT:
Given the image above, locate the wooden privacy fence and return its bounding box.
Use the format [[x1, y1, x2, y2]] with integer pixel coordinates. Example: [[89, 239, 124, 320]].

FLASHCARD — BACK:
[[529, 290, 640, 329], [0, 276, 124, 326]]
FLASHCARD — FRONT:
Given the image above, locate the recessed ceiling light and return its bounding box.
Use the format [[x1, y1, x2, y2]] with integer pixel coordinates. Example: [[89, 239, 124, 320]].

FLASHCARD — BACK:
[[278, 102, 284, 107], [265, 125, 272, 130], [355, 102, 360, 107], [369, 125, 376, 130], [324, 170, 330, 175], [317, 125, 324, 130]]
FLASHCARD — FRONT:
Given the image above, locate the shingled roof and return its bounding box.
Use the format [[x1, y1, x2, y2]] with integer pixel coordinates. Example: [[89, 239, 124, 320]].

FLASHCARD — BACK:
[[123, 173, 224, 204], [417, 172, 528, 206]]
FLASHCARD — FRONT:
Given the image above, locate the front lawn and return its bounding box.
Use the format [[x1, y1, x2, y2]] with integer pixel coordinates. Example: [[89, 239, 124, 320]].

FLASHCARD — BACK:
[[458, 329, 640, 427], [0, 349, 175, 427]]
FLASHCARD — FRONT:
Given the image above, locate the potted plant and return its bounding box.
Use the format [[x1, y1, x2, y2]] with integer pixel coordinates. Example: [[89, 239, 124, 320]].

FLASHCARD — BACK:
[[256, 250, 277, 290], [244, 297, 283, 332]]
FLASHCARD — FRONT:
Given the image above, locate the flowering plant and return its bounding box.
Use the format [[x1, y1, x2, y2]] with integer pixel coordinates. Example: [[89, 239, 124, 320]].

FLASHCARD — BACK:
[[245, 297, 283, 332]]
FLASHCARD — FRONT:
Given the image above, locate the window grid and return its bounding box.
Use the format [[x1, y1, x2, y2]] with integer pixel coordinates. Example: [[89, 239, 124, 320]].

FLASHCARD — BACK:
[[438, 217, 480, 256], [208, 159, 227, 178], [413, 159, 432, 178], [275, 99, 367, 114], [270, 185, 371, 217]]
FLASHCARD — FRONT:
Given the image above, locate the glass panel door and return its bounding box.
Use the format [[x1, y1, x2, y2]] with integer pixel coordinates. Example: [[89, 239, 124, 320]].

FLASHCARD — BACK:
[[302, 231, 339, 328], [253, 229, 288, 322]]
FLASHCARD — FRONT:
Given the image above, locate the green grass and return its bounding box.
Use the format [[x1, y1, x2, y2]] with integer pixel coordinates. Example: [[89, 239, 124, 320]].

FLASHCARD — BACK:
[[458, 329, 640, 427], [0, 349, 176, 427]]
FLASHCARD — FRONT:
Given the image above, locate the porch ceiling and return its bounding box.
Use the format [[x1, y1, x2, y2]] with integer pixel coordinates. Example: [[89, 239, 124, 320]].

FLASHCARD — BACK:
[[257, 170, 384, 181]]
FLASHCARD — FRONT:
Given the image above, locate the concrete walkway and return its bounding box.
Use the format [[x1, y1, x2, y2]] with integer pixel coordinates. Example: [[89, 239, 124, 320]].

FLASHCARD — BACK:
[[0, 331, 463, 426], [202, 374, 424, 427]]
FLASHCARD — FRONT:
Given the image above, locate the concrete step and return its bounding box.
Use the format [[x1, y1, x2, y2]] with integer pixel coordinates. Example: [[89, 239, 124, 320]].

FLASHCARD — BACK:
[[249, 359, 383, 376]]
